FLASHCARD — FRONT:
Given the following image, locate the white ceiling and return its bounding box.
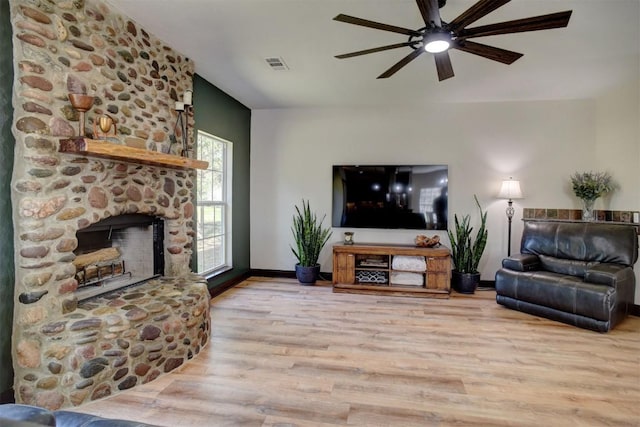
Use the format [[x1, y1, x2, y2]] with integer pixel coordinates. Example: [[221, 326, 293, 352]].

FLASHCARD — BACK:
[[107, 0, 639, 110]]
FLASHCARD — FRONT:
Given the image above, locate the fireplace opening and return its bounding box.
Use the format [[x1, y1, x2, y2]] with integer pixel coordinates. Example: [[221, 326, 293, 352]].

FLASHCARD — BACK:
[[74, 214, 164, 300]]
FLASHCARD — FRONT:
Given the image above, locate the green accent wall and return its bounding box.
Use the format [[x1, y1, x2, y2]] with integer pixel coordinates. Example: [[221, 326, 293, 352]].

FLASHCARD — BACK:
[[0, 0, 15, 399], [193, 74, 251, 292]]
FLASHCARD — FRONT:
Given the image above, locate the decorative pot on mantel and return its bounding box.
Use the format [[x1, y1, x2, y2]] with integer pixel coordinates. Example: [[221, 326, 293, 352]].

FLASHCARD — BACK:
[[68, 93, 94, 137]]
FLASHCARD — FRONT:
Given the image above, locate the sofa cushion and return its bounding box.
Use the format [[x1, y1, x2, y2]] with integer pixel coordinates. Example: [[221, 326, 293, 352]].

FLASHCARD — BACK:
[[86, 420, 160, 427], [495, 268, 615, 321], [0, 419, 50, 427], [538, 254, 598, 277], [53, 411, 103, 427], [0, 404, 55, 426], [54, 411, 160, 427], [585, 263, 635, 288], [0, 405, 160, 427], [521, 221, 638, 266]]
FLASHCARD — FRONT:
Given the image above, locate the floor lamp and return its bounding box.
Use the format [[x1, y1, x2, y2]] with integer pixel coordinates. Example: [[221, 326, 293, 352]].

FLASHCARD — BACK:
[[498, 177, 523, 256]]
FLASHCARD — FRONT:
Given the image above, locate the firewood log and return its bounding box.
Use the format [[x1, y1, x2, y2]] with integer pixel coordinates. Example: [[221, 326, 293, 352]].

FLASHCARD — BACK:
[[76, 263, 124, 283], [73, 247, 121, 269]]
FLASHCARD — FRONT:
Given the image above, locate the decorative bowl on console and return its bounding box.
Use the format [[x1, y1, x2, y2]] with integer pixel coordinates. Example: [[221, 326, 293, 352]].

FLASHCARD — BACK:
[[415, 234, 440, 247]]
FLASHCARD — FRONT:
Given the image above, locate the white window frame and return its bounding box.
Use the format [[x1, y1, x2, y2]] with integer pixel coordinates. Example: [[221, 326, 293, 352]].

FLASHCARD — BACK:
[[195, 130, 233, 277]]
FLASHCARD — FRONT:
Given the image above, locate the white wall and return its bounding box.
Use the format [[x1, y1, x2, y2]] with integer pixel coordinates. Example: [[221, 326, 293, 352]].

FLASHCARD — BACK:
[[594, 79, 640, 210], [594, 78, 640, 299], [251, 92, 640, 302]]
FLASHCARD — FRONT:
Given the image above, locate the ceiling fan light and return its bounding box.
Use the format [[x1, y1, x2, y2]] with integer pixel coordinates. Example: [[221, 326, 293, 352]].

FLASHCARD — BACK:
[[424, 30, 451, 53], [424, 39, 450, 53]]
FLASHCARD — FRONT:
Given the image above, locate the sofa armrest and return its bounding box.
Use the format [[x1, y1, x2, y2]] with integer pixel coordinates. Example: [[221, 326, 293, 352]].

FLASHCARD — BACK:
[[585, 263, 635, 288], [502, 254, 540, 272], [0, 404, 55, 426]]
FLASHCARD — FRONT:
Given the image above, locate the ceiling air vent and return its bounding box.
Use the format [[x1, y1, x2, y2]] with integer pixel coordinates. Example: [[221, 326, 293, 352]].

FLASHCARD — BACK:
[[265, 57, 289, 71]]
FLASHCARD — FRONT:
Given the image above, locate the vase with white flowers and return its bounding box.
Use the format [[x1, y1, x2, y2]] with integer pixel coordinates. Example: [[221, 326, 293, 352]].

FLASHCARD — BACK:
[[570, 171, 613, 221]]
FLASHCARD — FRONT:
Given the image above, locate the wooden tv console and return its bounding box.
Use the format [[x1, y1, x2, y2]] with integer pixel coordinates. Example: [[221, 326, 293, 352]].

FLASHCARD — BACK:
[[332, 243, 451, 298]]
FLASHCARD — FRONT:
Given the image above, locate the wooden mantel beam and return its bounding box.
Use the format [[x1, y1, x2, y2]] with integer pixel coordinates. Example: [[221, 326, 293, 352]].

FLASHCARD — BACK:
[[59, 137, 209, 170]]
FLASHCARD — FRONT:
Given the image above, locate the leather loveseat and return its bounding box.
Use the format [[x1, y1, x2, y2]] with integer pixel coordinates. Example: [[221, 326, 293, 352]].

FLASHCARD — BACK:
[[0, 403, 159, 427], [495, 220, 638, 332]]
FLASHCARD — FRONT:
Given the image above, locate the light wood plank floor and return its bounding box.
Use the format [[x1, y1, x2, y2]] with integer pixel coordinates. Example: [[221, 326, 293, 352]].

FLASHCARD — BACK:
[[76, 277, 640, 427]]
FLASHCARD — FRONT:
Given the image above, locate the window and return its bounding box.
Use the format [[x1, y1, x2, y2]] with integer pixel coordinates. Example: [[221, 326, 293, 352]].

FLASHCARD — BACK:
[[419, 187, 440, 217], [195, 131, 232, 276]]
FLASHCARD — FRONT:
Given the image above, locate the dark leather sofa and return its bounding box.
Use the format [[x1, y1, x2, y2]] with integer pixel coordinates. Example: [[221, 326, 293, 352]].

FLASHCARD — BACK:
[[495, 220, 638, 332], [0, 403, 159, 427]]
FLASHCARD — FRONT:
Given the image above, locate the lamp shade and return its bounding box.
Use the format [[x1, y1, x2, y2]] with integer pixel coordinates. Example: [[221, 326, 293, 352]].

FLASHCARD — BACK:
[[498, 178, 523, 200]]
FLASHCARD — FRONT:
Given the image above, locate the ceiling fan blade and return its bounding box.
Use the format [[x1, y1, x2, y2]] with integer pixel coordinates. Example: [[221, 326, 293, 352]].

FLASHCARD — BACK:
[[335, 42, 420, 59], [434, 52, 454, 81], [334, 14, 421, 37], [449, 0, 511, 32], [453, 40, 523, 64], [377, 49, 424, 79], [416, 0, 442, 27], [458, 11, 572, 39]]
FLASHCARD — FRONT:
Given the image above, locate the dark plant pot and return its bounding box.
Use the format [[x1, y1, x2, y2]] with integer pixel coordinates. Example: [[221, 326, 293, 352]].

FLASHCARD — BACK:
[[295, 263, 320, 285], [451, 270, 480, 294]]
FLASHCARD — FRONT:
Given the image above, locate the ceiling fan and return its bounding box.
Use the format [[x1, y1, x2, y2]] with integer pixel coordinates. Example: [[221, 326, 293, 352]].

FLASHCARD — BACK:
[[333, 0, 572, 81]]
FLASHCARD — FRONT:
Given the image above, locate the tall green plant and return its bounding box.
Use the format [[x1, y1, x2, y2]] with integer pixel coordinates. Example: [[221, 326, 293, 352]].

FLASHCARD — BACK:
[[447, 195, 488, 274], [291, 200, 333, 267]]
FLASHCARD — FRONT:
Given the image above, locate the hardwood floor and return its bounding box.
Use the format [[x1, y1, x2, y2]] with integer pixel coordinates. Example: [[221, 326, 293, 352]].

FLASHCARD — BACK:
[[76, 277, 640, 426]]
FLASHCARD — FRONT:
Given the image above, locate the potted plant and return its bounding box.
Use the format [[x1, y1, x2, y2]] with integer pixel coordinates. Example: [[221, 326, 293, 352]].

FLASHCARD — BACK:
[[570, 171, 613, 221], [291, 199, 333, 285], [447, 195, 488, 294]]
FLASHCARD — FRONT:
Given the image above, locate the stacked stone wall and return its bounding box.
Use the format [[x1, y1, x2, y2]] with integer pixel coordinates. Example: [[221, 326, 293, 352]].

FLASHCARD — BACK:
[[9, 0, 210, 410]]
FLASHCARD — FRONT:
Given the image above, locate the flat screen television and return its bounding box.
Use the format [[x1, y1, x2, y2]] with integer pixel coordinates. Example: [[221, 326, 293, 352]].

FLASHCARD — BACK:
[[332, 165, 448, 230]]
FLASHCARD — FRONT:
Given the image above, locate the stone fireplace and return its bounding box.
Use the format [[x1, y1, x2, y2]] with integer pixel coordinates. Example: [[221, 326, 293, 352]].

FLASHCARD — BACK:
[[9, 0, 211, 410]]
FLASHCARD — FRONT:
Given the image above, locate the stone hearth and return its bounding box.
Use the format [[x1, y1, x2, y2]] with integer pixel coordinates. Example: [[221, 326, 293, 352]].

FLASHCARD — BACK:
[[19, 275, 209, 407], [9, 0, 210, 410]]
